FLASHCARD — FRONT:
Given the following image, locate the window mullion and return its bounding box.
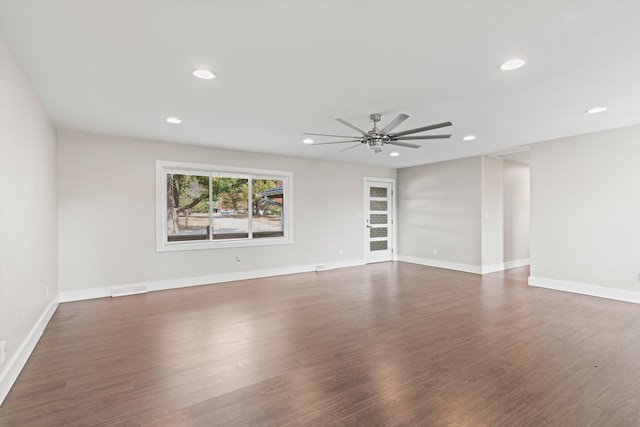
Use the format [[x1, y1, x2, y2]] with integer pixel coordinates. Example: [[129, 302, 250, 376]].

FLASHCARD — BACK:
[[248, 177, 253, 239], [208, 175, 213, 241]]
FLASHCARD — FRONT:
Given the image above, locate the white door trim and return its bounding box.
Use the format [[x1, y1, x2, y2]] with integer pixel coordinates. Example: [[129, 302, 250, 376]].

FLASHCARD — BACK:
[[363, 177, 397, 263]]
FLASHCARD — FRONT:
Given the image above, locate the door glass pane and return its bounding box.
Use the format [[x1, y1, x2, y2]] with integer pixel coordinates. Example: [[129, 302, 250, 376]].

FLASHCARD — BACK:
[[370, 241, 388, 251], [211, 177, 249, 239], [370, 214, 387, 224], [370, 200, 388, 211], [370, 227, 388, 238], [370, 186, 388, 198], [252, 179, 284, 238], [166, 173, 210, 242]]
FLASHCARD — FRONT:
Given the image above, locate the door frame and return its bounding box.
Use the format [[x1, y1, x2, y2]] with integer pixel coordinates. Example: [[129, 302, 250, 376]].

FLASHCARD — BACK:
[[363, 177, 397, 263]]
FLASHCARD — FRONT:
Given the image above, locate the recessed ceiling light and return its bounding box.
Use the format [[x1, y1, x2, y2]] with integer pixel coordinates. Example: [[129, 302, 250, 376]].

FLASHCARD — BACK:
[[302, 138, 314, 145], [586, 106, 607, 114], [193, 69, 216, 80], [166, 117, 182, 124], [500, 59, 526, 71], [463, 135, 476, 141], [389, 152, 400, 157]]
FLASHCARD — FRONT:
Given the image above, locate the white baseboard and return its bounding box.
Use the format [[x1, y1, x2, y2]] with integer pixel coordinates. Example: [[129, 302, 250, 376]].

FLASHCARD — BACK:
[[481, 263, 506, 274], [0, 298, 59, 406], [504, 258, 530, 270], [59, 258, 366, 303], [398, 256, 530, 275], [112, 285, 148, 298], [528, 276, 640, 305], [59, 285, 112, 302], [57, 256, 528, 304], [313, 259, 367, 272], [482, 258, 530, 274], [397, 255, 482, 274]]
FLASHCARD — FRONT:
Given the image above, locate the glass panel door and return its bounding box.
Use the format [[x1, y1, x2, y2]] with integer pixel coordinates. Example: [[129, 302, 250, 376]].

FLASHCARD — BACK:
[[365, 180, 393, 263]]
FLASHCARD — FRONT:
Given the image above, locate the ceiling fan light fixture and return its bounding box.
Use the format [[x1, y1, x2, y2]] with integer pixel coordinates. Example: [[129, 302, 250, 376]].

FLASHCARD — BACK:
[[500, 59, 526, 71], [586, 106, 607, 114], [463, 135, 476, 141], [302, 138, 314, 145], [193, 69, 216, 79]]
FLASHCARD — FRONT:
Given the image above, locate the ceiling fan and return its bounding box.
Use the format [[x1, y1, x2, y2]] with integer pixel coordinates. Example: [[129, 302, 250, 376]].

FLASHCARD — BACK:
[[303, 113, 453, 153]]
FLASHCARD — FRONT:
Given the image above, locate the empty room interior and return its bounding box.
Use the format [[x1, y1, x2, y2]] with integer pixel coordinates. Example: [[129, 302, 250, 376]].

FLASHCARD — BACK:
[[1, 1, 640, 425]]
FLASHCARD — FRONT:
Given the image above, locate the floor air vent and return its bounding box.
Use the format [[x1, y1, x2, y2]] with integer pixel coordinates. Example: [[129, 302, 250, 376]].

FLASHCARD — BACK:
[[111, 285, 148, 298]]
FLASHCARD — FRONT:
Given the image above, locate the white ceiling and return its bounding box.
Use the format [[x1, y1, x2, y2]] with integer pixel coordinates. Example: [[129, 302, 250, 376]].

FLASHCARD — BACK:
[[1, 1, 639, 168]]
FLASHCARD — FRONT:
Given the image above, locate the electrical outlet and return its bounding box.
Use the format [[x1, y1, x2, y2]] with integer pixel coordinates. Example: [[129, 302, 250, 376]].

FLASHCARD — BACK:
[[45, 286, 49, 298], [235, 256, 241, 264], [433, 248, 437, 255], [339, 249, 344, 255], [0, 340, 7, 366]]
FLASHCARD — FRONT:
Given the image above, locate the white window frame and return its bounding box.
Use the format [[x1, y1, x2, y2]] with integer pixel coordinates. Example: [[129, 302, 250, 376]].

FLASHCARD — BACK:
[[156, 160, 293, 252]]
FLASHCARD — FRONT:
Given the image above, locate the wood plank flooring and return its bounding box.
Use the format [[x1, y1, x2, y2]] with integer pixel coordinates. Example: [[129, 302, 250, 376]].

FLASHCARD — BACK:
[[2, 262, 640, 426]]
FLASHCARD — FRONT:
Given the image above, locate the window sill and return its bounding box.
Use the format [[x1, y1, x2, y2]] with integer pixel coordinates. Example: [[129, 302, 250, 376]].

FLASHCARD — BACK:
[[156, 236, 293, 252]]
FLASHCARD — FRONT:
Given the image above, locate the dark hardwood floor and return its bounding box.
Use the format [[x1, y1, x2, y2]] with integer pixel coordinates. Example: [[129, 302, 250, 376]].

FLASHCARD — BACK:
[[2, 262, 640, 426]]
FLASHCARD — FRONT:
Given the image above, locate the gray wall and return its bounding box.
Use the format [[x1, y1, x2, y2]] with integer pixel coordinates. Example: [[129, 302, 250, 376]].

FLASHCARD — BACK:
[[397, 155, 529, 272], [0, 37, 57, 395], [503, 160, 530, 262], [530, 125, 640, 292], [57, 131, 395, 294], [481, 156, 505, 267], [397, 156, 482, 267]]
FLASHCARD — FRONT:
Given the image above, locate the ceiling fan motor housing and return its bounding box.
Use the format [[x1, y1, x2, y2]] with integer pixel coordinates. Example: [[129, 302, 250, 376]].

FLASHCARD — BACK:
[[367, 137, 386, 150]]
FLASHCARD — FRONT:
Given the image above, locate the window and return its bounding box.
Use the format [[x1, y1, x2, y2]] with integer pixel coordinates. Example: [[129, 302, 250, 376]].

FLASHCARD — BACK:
[[156, 161, 292, 251]]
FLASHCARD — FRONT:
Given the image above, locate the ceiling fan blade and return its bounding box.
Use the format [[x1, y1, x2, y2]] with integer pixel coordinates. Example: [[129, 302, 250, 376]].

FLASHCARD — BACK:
[[394, 134, 452, 140], [387, 141, 421, 149], [340, 143, 363, 152], [390, 121, 453, 137], [303, 132, 358, 138], [309, 139, 361, 145], [381, 113, 409, 134], [336, 118, 368, 136]]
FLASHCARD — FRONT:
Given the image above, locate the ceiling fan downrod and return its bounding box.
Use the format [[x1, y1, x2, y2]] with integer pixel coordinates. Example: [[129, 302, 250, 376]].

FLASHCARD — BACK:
[[369, 113, 382, 136], [368, 113, 385, 153]]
